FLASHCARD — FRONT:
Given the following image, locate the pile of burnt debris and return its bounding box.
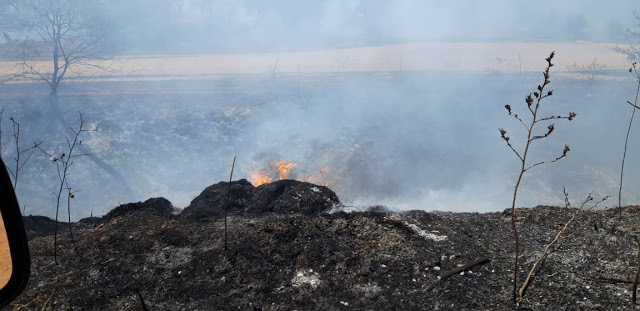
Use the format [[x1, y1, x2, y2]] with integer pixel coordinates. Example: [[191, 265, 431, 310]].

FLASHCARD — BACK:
[[10, 180, 640, 310]]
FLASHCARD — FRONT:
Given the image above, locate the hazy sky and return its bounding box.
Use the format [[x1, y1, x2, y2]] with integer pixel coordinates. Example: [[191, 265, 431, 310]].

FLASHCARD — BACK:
[[1, 0, 637, 53], [78, 0, 639, 53]]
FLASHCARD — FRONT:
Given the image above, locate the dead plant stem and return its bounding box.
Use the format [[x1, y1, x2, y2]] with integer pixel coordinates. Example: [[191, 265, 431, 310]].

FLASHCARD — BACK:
[[633, 238, 640, 304], [518, 189, 582, 300], [225, 156, 236, 251], [619, 70, 640, 216]]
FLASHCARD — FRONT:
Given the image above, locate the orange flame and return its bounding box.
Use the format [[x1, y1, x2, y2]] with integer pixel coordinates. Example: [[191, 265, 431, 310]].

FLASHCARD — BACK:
[[250, 169, 272, 187], [275, 160, 297, 180], [249, 160, 340, 188], [249, 160, 298, 186]]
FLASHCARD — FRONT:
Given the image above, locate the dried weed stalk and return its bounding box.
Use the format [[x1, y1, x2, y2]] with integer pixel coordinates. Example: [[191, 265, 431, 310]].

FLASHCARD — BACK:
[[499, 51, 576, 303], [0, 108, 42, 191], [633, 237, 640, 304], [225, 156, 236, 251], [620, 62, 640, 216], [37, 112, 95, 264], [518, 187, 608, 300]]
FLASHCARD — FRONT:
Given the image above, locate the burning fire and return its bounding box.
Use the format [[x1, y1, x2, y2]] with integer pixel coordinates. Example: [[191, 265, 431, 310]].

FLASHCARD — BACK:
[[276, 161, 297, 179], [250, 169, 272, 187], [250, 160, 298, 187], [249, 160, 333, 187]]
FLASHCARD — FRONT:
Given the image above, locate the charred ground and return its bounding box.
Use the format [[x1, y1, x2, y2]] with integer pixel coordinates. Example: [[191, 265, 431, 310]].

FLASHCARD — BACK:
[[6, 180, 640, 310]]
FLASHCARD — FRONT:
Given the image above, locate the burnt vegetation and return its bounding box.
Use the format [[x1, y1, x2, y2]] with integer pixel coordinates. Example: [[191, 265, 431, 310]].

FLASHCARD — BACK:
[[1, 3, 640, 309], [4, 52, 640, 310], [10, 191, 640, 310]]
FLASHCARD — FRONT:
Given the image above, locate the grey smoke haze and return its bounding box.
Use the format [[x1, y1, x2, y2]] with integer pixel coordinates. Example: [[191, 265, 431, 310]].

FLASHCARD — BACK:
[[37, 0, 638, 53], [0, 1, 640, 219]]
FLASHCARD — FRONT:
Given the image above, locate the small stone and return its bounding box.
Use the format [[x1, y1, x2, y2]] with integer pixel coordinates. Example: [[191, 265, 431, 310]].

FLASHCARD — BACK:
[[433, 266, 441, 271]]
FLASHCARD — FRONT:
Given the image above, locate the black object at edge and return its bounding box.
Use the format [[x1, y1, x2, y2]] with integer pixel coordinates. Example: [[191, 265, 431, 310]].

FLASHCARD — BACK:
[[0, 157, 30, 308], [137, 291, 148, 311]]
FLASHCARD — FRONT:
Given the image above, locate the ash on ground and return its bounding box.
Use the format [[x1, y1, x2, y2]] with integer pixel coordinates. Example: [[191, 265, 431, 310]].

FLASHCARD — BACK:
[[10, 180, 640, 310]]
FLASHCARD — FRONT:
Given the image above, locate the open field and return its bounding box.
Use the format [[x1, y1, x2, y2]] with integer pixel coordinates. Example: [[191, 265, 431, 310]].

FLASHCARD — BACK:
[[0, 42, 631, 83]]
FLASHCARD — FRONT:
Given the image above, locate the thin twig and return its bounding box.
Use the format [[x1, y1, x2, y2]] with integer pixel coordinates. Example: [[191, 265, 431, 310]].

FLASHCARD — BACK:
[[559, 195, 610, 241], [592, 275, 634, 284], [225, 156, 236, 251], [525, 149, 568, 172], [426, 257, 491, 290], [518, 189, 599, 300], [137, 291, 148, 311], [634, 237, 640, 304], [619, 63, 640, 216], [8, 117, 41, 190]]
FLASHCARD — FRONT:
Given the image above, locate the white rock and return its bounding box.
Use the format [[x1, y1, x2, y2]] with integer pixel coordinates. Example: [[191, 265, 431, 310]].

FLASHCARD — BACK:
[[291, 269, 321, 289]]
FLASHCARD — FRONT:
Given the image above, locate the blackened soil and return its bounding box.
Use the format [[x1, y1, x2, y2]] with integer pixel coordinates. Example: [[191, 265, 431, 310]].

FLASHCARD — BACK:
[[11, 200, 640, 310]]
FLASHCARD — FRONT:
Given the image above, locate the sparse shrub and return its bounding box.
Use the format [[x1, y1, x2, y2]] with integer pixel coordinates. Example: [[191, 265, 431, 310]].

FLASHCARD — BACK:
[[564, 58, 608, 80], [499, 51, 576, 303], [0, 108, 41, 191], [518, 187, 608, 300], [36, 112, 95, 264]]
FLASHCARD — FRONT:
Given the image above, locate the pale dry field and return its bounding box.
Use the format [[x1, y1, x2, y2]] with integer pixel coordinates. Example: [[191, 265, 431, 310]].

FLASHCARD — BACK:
[[0, 42, 632, 82]]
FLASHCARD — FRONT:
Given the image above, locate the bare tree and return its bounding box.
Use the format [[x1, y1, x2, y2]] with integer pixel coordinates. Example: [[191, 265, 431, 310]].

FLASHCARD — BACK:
[[614, 10, 640, 61], [14, 0, 134, 198], [20, 0, 105, 100]]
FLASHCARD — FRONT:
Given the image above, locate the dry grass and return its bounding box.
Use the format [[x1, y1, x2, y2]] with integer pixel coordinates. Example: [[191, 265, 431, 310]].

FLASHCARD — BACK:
[[0, 42, 631, 82]]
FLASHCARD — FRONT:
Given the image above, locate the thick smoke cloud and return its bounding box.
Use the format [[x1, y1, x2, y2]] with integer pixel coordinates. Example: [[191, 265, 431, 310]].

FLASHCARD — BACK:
[[1, 1, 640, 219], [77, 0, 636, 53]]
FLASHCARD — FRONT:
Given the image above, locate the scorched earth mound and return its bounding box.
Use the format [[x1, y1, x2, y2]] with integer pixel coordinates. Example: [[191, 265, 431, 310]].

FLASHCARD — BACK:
[[9, 180, 640, 310]]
